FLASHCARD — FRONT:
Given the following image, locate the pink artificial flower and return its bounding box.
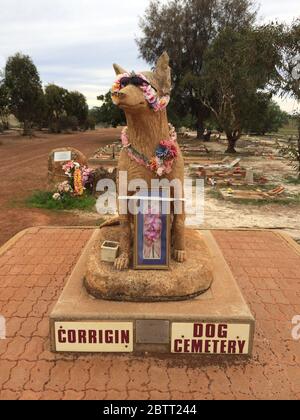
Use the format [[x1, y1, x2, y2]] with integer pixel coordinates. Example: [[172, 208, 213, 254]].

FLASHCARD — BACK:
[[160, 140, 178, 159], [144, 213, 162, 245], [121, 127, 130, 147], [164, 160, 173, 174], [157, 167, 165, 177]]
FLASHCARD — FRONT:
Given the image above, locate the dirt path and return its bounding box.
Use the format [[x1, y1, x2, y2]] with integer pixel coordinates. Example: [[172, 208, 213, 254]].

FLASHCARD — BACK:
[[0, 129, 299, 247], [0, 129, 120, 246]]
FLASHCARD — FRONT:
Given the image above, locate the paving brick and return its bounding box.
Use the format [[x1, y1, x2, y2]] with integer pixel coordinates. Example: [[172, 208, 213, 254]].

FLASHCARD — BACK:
[[106, 390, 127, 400], [86, 358, 111, 391], [39, 390, 62, 400], [19, 391, 42, 400], [45, 360, 73, 392], [2, 337, 30, 361], [85, 390, 107, 400], [1, 300, 21, 317], [270, 290, 290, 305], [186, 367, 210, 394], [127, 390, 150, 400], [0, 360, 17, 388], [14, 301, 35, 318], [30, 300, 52, 318], [6, 317, 24, 338], [62, 390, 85, 400], [25, 360, 55, 392], [3, 360, 35, 391], [225, 366, 252, 397], [148, 364, 169, 392], [65, 360, 90, 391], [149, 390, 171, 399], [256, 290, 275, 304], [0, 228, 299, 400], [0, 390, 21, 400], [277, 304, 298, 321], [21, 337, 46, 361], [0, 287, 16, 301], [264, 303, 289, 321], [285, 365, 300, 394], [169, 391, 194, 400], [108, 359, 130, 391], [35, 318, 49, 337], [258, 320, 280, 340], [19, 317, 40, 337], [284, 290, 300, 305], [206, 368, 231, 396], [168, 366, 190, 392], [127, 359, 150, 391]]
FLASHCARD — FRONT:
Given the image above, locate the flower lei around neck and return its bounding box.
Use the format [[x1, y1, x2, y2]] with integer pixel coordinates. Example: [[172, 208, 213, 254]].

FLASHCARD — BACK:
[[112, 72, 170, 112], [112, 71, 177, 176], [121, 124, 178, 177]]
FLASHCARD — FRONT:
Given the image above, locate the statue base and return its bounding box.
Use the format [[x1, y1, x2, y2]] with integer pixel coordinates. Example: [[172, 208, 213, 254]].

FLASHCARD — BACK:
[[84, 227, 213, 302], [49, 229, 255, 356]]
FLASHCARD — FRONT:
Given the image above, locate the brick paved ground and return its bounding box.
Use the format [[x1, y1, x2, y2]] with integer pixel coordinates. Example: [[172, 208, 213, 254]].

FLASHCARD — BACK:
[[0, 227, 299, 400]]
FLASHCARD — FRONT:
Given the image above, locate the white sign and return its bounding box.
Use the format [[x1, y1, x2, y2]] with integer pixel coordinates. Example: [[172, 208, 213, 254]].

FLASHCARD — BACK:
[[172, 322, 251, 355], [54, 322, 133, 352], [54, 151, 72, 162]]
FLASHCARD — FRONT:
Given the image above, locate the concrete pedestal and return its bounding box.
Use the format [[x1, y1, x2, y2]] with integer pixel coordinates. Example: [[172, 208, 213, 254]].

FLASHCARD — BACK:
[[84, 228, 213, 302], [50, 230, 255, 356]]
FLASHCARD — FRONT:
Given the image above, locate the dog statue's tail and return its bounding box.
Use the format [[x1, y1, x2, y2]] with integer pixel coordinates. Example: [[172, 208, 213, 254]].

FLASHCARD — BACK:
[[100, 216, 121, 229]]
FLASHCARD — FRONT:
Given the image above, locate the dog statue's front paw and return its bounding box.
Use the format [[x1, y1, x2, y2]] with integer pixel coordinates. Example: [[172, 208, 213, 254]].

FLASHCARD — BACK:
[[174, 249, 186, 263], [114, 253, 129, 271]]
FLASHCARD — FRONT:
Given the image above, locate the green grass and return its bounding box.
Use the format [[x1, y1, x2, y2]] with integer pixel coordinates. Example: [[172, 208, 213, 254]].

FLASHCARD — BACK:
[[26, 190, 96, 211], [278, 120, 298, 137], [286, 176, 300, 185]]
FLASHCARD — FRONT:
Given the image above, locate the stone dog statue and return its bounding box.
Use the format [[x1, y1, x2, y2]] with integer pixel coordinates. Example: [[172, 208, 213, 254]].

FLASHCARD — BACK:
[[111, 52, 186, 270]]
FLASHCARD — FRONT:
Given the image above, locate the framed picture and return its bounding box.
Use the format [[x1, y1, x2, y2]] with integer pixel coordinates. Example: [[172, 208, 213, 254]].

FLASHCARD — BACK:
[[134, 188, 171, 270]]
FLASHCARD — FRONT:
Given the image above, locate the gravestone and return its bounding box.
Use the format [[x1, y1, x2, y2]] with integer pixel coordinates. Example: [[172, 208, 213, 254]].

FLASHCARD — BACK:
[[48, 147, 87, 185]]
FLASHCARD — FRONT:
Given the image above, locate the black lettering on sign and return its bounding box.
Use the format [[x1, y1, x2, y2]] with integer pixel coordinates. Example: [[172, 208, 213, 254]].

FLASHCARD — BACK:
[[78, 330, 87, 344], [58, 329, 66, 343]]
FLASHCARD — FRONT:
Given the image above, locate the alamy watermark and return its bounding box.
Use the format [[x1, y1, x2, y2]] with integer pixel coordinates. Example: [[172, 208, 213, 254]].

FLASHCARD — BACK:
[[95, 173, 205, 226], [0, 315, 6, 340], [292, 315, 300, 341]]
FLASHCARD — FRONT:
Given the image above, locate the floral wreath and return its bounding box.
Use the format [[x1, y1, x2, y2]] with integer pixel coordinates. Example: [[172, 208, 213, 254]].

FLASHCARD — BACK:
[[112, 72, 170, 112], [121, 124, 178, 177]]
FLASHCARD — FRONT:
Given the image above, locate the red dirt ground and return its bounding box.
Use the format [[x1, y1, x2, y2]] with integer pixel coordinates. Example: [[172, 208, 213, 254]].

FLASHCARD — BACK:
[[0, 129, 120, 246]]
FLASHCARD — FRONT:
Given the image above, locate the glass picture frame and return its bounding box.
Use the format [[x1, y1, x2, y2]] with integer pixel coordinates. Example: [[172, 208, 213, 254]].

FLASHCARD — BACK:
[[133, 188, 171, 270]]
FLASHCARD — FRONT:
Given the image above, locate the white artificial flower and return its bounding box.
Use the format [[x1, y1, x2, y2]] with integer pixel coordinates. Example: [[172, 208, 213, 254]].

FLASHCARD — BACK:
[[53, 193, 61, 201]]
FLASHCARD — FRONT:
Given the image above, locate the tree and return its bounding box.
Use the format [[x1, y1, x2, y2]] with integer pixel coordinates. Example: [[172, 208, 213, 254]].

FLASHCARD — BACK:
[[243, 95, 289, 135], [65, 91, 88, 128], [276, 19, 300, 177], [137, 0, 257, 138], [44, 84, 69, 133], [0, 70, 10, 132], [200, 25, 282, 152], [4, 53, 44, 136], [96, 91, 126, 127]]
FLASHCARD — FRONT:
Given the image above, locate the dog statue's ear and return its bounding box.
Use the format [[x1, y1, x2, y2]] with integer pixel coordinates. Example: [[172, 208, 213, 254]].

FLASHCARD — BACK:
[[154, 52, 172, 95], [113, 63, 128, 75]]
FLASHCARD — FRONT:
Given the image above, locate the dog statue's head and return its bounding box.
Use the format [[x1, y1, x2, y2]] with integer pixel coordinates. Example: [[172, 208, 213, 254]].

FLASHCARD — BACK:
[[112, 52, 171, 113]]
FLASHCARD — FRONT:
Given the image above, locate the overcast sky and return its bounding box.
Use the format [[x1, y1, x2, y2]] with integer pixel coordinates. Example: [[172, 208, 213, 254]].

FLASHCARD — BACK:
[[0, 0, 299, 111]]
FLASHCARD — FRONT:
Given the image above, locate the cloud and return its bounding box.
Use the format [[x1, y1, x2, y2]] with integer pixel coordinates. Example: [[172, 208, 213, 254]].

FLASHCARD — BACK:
[[0, 0, 299, 110], [258, 0, 299, 23]]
